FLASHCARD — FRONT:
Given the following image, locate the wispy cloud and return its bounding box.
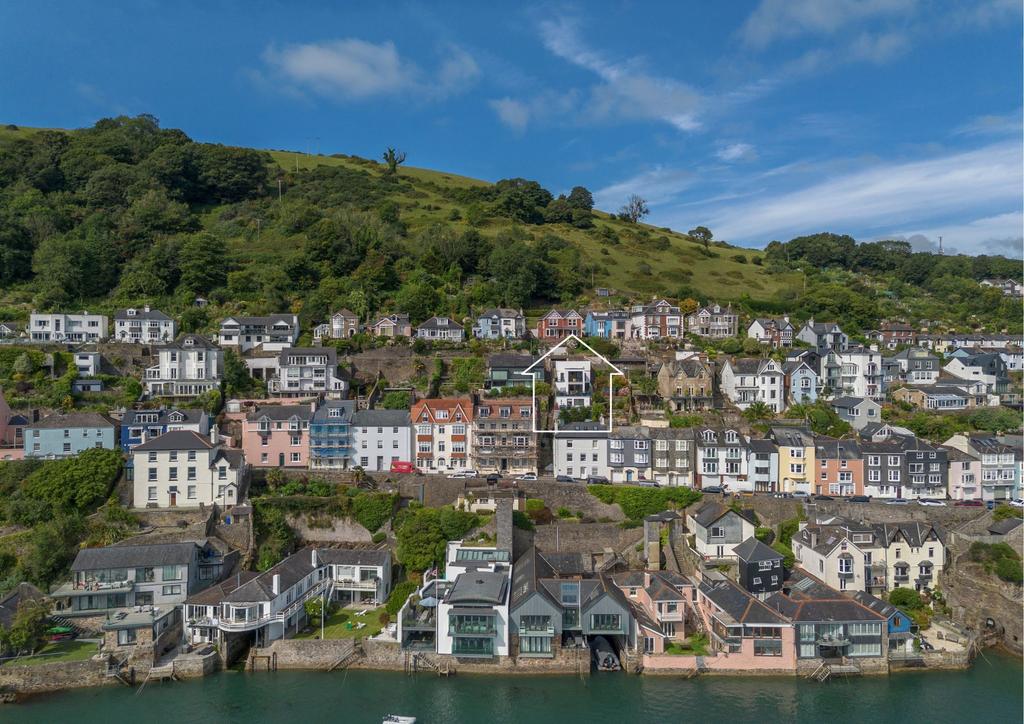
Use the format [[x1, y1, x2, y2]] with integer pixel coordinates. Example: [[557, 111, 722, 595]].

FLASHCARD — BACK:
[[953, 109, 1023, 137], [696, 141, 1023, 252], [739, 0, 917, 49], [257, 38, 479, 101], [488, 97, 530, 133], [716, 142, 757, 162], [887, 212, 1023, 258], [593, 166, 696, 210]]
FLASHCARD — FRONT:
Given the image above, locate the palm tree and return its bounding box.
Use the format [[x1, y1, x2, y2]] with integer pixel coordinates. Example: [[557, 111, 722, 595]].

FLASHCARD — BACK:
[[742, 401, 774, 422]]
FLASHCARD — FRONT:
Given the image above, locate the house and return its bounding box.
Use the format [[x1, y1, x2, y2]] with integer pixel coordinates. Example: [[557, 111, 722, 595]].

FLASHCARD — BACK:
[[113, 306, 176, 344], [318, 548, 392, 606], [309, 400, 357, 470], [132, 430, 245, 508], [796, 319, 849, 354], [24, 412, 116, 458], [901, 438, 948, 500], [835, 346, 885, 401], [770, 427, 816, 495], [472, 398, 536, 475], [792, 517, 884, 593], [242, 403, 314, 468], [473, 309, 525, 340], [266, 347, 347, 399], [313, 309, 360, 341], [72, 378, 103, 394], [614, 569, 694, 657], [943, 353, 1010, 396], [694, 427, 749, 490], [687, 501, 757, 560], [766, 572, 887, 664], [0, 321, 23, 339], [689, 576, 796, 671], [350, 408, 412, 472], [892, 382, 985, 411], [784, 359, 818, 405], [734, 537, 785, 596], [185, 546, 333, 651], [720, 358, 785, 413], [368, 313, 412, 338], [29, 311, 107, 342], [942, 434, 1018, 502], [872, 522, 946, 592], [0, 583, 44, 631], [608, 426, 652, 483], [218, 314, 299, 353], [554, 359, 592, 409], [73, 351, 102, 377], [410, 397, 474, 473], [629, 299, 682, 340], [182, 573, 260, 646], [145, 334, 223, 399], [943, 446, 982, 502], [884, 348, 940, 385], [746, 318, 794, 348], [849, 590, 915, 654], [52, 541, 217, 617], [747, 438, 780, 493], [455, 485, 526, 514], [416, 316, 465, 342], [879, 322, 916, 349], [553, 420, 609, 480], [0, 388, 28, 460], [829, 396, 881, 431], [686, 304, 738, 339], [980, 278, 1024, 296], [536, 309, 583, 342], [656, 358, 714, 412], [859, 439, 907, 499], [583, 310, 629, 339], [814, 438, 863, 497], [485, 353, 539, 391], [121, 408, 209, 453], [649, 427, 695, 487]]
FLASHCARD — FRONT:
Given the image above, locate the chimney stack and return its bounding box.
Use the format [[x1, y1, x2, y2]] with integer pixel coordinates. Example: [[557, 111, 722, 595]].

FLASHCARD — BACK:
[[311, 548, 318, 567], [495, 498, 513, 554], [272, 574, 281, 595], [210, 424, 219, 445]]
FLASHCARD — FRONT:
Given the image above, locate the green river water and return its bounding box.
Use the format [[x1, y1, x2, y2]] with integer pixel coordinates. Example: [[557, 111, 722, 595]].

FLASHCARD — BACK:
[[7, 651, 1023, 723]]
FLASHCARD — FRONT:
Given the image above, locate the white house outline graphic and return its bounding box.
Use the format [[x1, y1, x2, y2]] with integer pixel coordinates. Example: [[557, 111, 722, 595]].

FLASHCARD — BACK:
[[523, 333, 625, 434]]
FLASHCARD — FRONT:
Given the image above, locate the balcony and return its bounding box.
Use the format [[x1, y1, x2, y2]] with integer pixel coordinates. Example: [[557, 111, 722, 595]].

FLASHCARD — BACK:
[[837, 570, 855, 580], [53, 579, 134, 597], [452, 639, 494, 657], [893, 571, 910, 583], [402, 608, 436, 631], [334, 578, 377, 591], [519, 623, 555, 636]]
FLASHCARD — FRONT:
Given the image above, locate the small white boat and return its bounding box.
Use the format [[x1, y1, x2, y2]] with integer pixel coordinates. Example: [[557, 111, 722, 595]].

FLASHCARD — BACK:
[[383, 716, 416, 724]]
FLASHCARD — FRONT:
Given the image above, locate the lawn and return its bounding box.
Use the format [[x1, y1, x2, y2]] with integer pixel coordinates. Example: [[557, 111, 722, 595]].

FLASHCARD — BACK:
[[3, 639, 99, 666], [295, 605, 387, 640], [664, 635, 709, 656]]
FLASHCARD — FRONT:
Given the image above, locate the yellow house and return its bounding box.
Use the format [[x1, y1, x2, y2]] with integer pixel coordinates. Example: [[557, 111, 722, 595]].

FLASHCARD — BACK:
[[771, 427, 816, 494]]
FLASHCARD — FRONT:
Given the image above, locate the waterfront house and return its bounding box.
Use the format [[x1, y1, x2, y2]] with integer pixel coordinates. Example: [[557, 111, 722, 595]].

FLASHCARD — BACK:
[[308, 400, 357, 470], [368, 313, 412, 338], [472, 398, 536, 475], [536, 309, 583, 342], [553, 420, 609, 480], [29, 310, 107, 342], [656, 358, 714, 412], [312, 309, 360, 341], [734, 538, 785, 597], [145, 334, 223, 399], [24, 411, 116, 458], [628, 299, 682, 340], [649, 427, 695, 487], [242, 403, 314, 468], [508, 547, 567, 659], [114, 306, 176, 344], [849, 590, 915, 655], [686, 304, 738, 339], [183, 573, 260, 645], [746, 318, 794, 348], [416, 316, 465, 342], [694, 427, 749, 490], [614, 570, 694, 655], [608, 426, 652, 483], [796, 319, 849, 354], [719, 358, 785, 414], [485, 353, 539, 391], [747, 438, 779, 493], [121, 407, 209, 453], [829, 396, 881, 431], [52, 541, 218, 617], [350, 408, 412, 472], [131, 429, 246, 508], [318, 547, 392, 606], [871, 522, 945, 592], [687, 501, 757, 560], [473, 309, 526, 340], [792, 517, 884, 594], [892, 381, 986, 411], [584, 310, 629, 339], [218, 314, 299, 353], [410, 397, 474, 473], [766, 573, 887, 667], [814, 438, 864, 497], [769, 426, 816, 495]]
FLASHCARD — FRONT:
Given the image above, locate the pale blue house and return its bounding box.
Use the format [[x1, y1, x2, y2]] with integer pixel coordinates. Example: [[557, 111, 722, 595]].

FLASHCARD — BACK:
[[24, 412, 117, 458], [583, 310, 629, 339], [784, 360, 819, 404]]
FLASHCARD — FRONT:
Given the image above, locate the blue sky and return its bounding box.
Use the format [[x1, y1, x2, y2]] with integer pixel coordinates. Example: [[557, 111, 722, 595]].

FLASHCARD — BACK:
[[1, 1, 1021, 256]]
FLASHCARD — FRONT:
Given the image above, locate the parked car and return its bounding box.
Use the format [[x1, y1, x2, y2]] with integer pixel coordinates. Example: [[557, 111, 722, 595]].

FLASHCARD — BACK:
[[792, 491, 809, 499], [446, 471, 475, 479], [917, 499, 946, 507], [586, 476, 610, 485], [813, 495, 834, 501], [702, 485, 724, 494], [485, 473, 501, 484], [637, 481, 660, 488], [953, 499, 984, 507], [555, 475, 575, 483], [1010, 498, 1024, 508], [516, 473, 538, 481], [849, 495, 871, 503], [772, 492, 793, 499], [886, 498, 909, 505]]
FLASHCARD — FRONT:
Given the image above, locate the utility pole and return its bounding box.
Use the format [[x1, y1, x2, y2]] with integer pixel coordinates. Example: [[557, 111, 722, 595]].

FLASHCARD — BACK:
[[277, 178, 283, 201], [938, 235, 944, 255]]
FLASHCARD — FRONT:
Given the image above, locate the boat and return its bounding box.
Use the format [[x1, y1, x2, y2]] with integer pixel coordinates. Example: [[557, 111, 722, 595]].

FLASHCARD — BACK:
[[590, 636, 621, 671], [382, 716, 416, 724]]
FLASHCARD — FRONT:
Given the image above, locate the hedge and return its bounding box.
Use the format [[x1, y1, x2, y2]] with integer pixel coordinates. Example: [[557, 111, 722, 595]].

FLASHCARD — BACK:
[[588, 485, 701, 522]]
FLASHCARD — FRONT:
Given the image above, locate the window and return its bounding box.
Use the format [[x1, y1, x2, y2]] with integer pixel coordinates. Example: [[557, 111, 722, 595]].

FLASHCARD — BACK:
[[590, 614, 620, 631], [187, 486, 196, 499], [710, 526, 725, 538], [162, 585, 182, 596], [560, 582, 579, 606], [758, 560, 774, 571], [148, 451, 157, 463], [162, 565, 181, 581], [754, 639, 782, 657], [291, 452, 301, 462], [117, 629, 137, 645], [187, 466, 196, 481], [148, 468, 157, 482], [148, 486, 157, 501]]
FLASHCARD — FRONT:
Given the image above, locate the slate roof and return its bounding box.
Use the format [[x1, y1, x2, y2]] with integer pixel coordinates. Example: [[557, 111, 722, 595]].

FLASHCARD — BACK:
[[417, 316, 463, 331], [770, 426, 815, 447], [987, 518, 1023, 536], [247, 404, 315, 422], [871, 522, 945, 547], [223, 546, 322, 603], [691, 502, 756, 529], [487, 353, 537, 369], [311, 400, 356, 424], [478, 308, 524, 320], [511, 547, 557, 608], [849, 590, 899, 620], [730, 358, 780, 375], [734, 537, 783, 563], [123, 408, 206, 427], [316, 548, 391, 567], [115, 308, 172, 321], [72, 542, 199, 572], [164, 334, 219, 350], [660, 359, 711, 378], [29, 412, 115, 430], [351, 409, 410, 427], [766, 573, 887, 622], [748, 438, 778, 454], [134, 430, 213, 451], [447, 570, 508, 605], [0, 582, 44, 630], [278, 347, 337, 365], [184, 572, 260, 606], [699, 578, 788, 625], [831, 396, 874, 410]]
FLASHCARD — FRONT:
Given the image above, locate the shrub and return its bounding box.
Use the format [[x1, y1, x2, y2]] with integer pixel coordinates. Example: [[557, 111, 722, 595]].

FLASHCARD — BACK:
[[371, 531, 387, 544], [992, 504, 1023, 522], [557, 507, 573, 518], [352, 492, 397, 532], [771, 542, 795, 569], [995, 557, 1023, 584], [755, 526, 774, 544], [385, 581, 418, 615], [888, 587, 924, 609], [512, 511, 534, 531], [731, 254, 747, 264], [587, 485, 701, 522]]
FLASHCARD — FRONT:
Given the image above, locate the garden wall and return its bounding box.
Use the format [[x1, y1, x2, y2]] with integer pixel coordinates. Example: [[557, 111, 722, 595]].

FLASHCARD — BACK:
[[0, 658, 113, 694]]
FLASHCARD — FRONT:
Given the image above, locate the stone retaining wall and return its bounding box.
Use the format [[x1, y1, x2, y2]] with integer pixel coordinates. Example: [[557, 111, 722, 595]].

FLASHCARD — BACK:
[[0, 658, 114, 694], [531, 522, 644, 554], [256, 638, 356, 669], [286, 514, 375, 544]]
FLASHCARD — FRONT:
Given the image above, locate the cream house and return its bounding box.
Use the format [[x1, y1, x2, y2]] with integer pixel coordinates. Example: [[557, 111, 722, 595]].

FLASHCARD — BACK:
[[131, 430, 246, 509]]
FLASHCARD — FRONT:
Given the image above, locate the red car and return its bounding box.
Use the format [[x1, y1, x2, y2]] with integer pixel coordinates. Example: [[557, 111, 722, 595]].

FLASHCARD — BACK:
[[953, 499, 984, 507], [389, 461, 418, 474]]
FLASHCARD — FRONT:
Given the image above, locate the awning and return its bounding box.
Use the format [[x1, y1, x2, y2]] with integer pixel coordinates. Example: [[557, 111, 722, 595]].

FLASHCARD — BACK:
[[418, 596, 439, 608]]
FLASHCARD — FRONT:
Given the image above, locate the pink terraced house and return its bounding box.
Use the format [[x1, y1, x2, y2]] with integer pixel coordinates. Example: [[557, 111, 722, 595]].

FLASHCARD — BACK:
[[242, 403, 314, 468]]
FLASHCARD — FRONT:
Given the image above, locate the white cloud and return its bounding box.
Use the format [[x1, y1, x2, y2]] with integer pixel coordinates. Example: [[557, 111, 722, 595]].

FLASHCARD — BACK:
[[953, 110, 1023, 137], [739, 0, 917, 49], [886, 212, 1023, 258], [489, 97, 530, 132], [594, 166, 696, 210], [694, 142, 1023, 252], [259, 38, 478, 101], [716, 143, 757, 162]]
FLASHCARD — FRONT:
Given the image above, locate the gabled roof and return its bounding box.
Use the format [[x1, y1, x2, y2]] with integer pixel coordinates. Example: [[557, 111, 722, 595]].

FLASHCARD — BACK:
[[123, 408, 206, 426], [164, 334, 219, 350], [115, 308, 172, 321], [987, 518, 1022, 536], [185, 572, 260, 606], [660, 358, 712, 378], [133, 429, 213, 451], [410, 397, 474, 424], [29, 412, 115, 430], [734, 536, 783, 563], [729, 358, 781, 375], [511, 546, 558, 608], [691, 502, 756, 529], [849, 590, 899, 620], [351, 408, 409, 427], [223, 546, 321, 603], [247, 404, 315, 423], [487, 353, 537, 369], [331, 308, 358, 319], [316, 548, 390, 567], [478, 308, 523, 320], [770, 426, 815, 447], [72, 542, 199, 572], [831, 396, 877, 410], [279, 347, 337, 366], [871, 522, 945, 547], [766, 572, 887, 623], [417, 316, 463, 331], [699, 577, 788, 625]]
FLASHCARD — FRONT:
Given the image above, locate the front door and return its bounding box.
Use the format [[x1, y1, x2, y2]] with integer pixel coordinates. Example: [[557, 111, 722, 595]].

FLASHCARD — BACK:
[[169, 492, 177, 507], [279, 452, 285, 466], [716, 545, 724, 558], [376, 456, 383, 470], [500, 458, 508, 471]]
